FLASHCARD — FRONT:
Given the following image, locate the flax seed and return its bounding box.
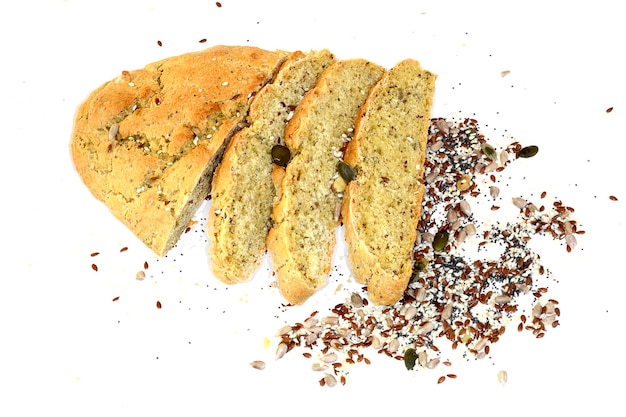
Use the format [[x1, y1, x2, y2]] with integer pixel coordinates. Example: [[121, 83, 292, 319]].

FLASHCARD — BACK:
[[269, 117, 578, 387]]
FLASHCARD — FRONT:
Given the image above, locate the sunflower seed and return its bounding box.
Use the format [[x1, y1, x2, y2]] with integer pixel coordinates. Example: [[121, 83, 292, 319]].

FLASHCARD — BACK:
[[370, 335, 382, 349], [275, 342, 288, 360], [388, 339, 400, 353], [565, 233, 577, 249], [430, 139, 445, 152], [436, 119, 450, 135], [350, 292, 363, 308], [498, 370, 508, 385], [108, 123, 119, 140], [494, 295, 511, 305], [459, 200, 472, 216], [484, 160, 499, 173], [456, 229, 467, 244], [324, 373, 337, 387], [416, 321, 434, 335], [404, 305, 418, 321], [512, 197, 527, 209], [275, 325, 292, 336], [250, 360, 266, 370], [474, 337, 488, 352], [447, 209, 458, 224], [426, 358, 440, 369], [312, 363, 328, 372], [418, 350, 428, 367], [414, 287, 426, 302], [321, 353, 338, 363], [499, 150, 509, 166], [464, 223, 477, 235], [422, 232, 435, 243]]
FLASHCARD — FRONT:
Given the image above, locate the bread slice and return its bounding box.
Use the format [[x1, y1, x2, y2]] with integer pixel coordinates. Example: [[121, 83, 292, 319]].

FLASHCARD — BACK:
[[208, 49, 336, 284], [267, 59, 385, 305], [71, 45, 288, 256], [341, 59, 436, 306]]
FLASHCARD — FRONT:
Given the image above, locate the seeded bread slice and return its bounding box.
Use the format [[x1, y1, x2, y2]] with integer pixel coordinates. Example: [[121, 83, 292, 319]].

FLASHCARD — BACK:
[[71, 45, 288, 256], [341, 59, 436, 305], [267, 59, 385, 305], [208, 49, 336, 284]]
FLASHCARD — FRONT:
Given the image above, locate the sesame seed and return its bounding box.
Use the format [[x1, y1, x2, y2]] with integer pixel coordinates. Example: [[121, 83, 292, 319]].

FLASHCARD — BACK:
[[270, 116, 582, 386]]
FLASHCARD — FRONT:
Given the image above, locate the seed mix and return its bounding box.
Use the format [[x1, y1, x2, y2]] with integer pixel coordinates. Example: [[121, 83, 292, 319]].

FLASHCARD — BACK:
[[273, 117, 584, 386]]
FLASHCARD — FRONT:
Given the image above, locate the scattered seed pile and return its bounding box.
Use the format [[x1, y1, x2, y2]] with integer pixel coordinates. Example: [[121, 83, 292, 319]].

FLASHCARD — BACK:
[[271, 117, 584, 387]]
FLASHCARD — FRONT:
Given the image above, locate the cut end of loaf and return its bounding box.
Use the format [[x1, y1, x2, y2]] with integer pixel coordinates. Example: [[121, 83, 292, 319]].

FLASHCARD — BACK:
[[268, 58, 385, 305], [342, 58, 437, 306], [209, 50, 336, 284]]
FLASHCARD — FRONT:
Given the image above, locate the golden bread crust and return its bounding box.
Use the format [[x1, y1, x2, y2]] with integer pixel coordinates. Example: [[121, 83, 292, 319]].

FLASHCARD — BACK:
[[267, 59, 385, 305], [71, 45, 288, 255], [341, 59, 436, 305]]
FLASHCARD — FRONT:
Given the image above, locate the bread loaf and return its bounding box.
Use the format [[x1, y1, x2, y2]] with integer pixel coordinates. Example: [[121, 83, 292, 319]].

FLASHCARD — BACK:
[[208, 50, 336, 284], [267, 59, 385, 305], [341, 59, 436, 305], [70, 45, 288, 256]]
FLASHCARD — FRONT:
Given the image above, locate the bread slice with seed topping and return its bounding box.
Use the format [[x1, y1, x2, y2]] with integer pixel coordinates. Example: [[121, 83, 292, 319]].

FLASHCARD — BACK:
[[267, 59, 385, 305], [208, 49, 336, 284], [71, 46, 288, 256], [341, 59, 436, 306]]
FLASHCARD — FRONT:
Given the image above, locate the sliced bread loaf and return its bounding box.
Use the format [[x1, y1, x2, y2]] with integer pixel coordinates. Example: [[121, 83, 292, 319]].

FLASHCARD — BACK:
[[341, 59, 436, 305], [267, 59, 385, 305], [208, 49, 336, 284], [71, 45, 288, 256]]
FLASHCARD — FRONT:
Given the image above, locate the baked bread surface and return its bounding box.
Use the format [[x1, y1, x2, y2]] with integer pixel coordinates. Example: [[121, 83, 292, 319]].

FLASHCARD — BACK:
[[71, 45, 288, 255], [267, 59, 385, 305], [341, 59, 437, 305], [208, 50, 336, 284]]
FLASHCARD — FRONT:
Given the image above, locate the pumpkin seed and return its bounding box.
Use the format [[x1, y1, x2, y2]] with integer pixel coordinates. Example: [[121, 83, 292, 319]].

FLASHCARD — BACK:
[[413, 256, 429, 275], [432, 229, 449, 252], [518, 145, 539, 158], [456, 174, 472, 191], [481, 143, 497, 160], [404, 348, 418, 370], [271, 144, 291, 167], [337, 161, 355, 182]]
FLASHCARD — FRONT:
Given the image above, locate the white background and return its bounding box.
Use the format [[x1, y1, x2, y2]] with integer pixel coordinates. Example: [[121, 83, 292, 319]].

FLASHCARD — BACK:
[[1, 1, 624, 416]]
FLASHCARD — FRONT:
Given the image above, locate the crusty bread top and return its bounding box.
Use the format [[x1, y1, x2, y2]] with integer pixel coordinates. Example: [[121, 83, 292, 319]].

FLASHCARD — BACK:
[[341, 59, 436, 305], [71, 45, 288, 255], [208, 50, 336, 284], [267, 59, 385, 305]]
